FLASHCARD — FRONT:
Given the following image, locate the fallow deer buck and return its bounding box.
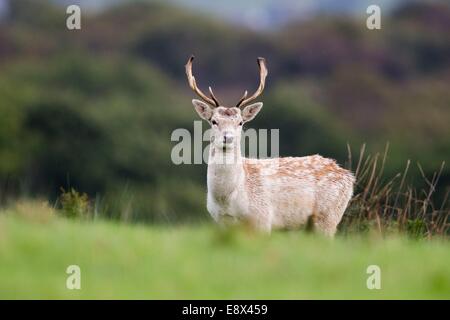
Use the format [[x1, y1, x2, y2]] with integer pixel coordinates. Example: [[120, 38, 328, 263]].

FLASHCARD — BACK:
[[186, 55, 354, 236]]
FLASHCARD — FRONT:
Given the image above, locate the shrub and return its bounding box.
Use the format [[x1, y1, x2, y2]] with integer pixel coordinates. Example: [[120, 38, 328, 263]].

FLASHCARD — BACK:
[[59, 188, 90, 219]]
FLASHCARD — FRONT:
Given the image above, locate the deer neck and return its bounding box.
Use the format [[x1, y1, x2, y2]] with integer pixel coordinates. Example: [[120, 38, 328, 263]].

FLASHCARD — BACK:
[[207, 145, 245, 203]]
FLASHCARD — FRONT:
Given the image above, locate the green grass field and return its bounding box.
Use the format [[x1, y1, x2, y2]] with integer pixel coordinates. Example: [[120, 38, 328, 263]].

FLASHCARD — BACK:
[[0, 207, 449, 299]]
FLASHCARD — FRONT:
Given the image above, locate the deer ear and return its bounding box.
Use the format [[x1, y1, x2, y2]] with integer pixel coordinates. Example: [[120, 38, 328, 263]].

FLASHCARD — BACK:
[[192, 99, 214, 120], [241, 102, 263, 122]]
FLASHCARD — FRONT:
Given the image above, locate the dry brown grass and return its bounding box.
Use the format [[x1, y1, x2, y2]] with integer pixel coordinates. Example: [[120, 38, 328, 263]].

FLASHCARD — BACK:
[[341, 143, 449, 239], [10, 200, 56, 224]]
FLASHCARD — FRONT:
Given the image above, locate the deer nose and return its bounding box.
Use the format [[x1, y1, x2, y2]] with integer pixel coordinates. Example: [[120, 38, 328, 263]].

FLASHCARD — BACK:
[[223, 132, 234, 144]]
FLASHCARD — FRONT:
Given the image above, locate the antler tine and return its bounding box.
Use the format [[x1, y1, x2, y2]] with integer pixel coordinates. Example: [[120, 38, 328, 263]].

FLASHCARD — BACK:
[[185, 55, 220, 107], [208, 86, 220, 107], [236, 57, 268, 109], [235, 90, 248, 108]]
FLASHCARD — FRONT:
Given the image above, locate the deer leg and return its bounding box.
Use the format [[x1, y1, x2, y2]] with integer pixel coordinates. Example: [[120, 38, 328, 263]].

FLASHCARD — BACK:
[[245, 214, 272, 234], [311, 213, 338, 237]]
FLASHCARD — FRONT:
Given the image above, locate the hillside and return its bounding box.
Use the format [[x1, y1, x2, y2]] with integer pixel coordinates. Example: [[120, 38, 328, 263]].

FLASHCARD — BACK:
[[0, 0, 449, 222]]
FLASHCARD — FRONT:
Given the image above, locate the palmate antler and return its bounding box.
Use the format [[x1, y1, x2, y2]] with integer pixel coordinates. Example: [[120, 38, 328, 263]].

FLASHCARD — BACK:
[[185, 55, 221, 107], [236, 57, 268, 108]]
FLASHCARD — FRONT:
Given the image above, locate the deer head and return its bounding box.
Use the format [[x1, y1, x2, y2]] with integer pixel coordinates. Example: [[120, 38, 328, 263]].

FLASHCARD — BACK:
[[186, 55, 267, 151]]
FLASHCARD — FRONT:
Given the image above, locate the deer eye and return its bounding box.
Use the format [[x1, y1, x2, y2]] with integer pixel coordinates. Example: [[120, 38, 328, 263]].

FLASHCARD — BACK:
[[212, 120, 218, 126], [239, 121, 243, 126]]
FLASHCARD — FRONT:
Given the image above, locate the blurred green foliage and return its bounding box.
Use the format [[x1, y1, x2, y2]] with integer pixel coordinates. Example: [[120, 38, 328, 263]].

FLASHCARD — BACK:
[[0, 0, 449, 222]]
